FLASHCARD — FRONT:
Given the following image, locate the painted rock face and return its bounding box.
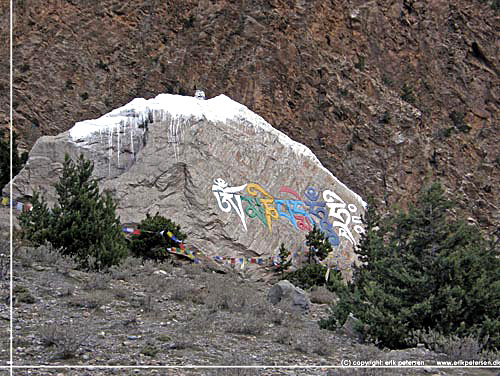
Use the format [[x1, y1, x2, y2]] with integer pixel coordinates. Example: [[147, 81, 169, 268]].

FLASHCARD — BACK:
[[9, 93, 366, 274]]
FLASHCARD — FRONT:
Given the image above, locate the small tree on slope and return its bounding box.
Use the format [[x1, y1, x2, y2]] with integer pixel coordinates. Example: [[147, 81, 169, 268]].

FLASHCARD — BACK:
[[285, 225, 343, 292], [320, 183, 500, 351], [19, 154, 128, 270], [129, 212, 186, 262], [305, 225, 332, 264], [275, 242, 291, 277], [18, 191, 52, 245]]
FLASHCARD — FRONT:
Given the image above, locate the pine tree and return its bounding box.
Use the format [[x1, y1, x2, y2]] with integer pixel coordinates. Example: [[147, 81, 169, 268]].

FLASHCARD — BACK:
[[51, 154, 128, 270], [305, 225, 332, 263], [275, 242, 291, 276], [284, 226, 343, 292], [18, 191, 52, 245], [19, 154, 128, 271], [320, 183, 500, 351]]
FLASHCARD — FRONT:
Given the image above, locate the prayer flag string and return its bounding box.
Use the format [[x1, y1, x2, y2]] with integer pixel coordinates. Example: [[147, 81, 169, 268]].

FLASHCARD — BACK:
[[5, 196, 348, 271]]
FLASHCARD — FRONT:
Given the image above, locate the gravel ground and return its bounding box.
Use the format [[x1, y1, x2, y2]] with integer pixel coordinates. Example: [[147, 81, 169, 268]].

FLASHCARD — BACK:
[[0, 239, 10, 366], [8, 244, 500, 376]]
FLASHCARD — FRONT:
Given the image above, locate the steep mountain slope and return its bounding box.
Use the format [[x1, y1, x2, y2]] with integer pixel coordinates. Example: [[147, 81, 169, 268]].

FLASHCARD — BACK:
[[3, 0, 499, 232], [0, 2, 9, 135]]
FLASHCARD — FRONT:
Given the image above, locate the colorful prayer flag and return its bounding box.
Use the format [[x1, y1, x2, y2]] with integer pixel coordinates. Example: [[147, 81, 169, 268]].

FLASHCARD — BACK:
[[1, 197, 7, 206]]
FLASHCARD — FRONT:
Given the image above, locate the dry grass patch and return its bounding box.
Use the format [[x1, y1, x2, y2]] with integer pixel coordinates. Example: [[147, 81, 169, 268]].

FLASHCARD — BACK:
[[67, 290, 110, 310], [14, 243, 78, 273], [39, 323, 89, 360], [57, 284, 74, 297], [411, 329, 499, 361], [309, 285, 337, 304], [139, 273, 172, 296], [203, 274, 268, 315], [310, 328, 333, 356], [13, 285, 35, 304], [0, 240, 8, 280], [140, 343, 159, 357], [186, 309, 216, 333], [112, 287, 129, 300], [225, 314, 265, 336], [274, 327, 293, 345], [183, 263, 204, 276], [109, 256, 143, 280], [82, 272, 111, 290], [168, 332, 195, 350], [169, 278, 205, 304], [132, 293, 155, 312]]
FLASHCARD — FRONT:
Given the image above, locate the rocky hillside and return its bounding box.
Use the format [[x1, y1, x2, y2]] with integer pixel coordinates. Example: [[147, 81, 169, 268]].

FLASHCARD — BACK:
[[9, 243, 499, 375], [2, 1, 499, 231]]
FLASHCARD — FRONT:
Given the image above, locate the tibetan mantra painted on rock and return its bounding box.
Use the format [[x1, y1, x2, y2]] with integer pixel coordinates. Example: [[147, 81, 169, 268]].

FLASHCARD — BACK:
[[212, 178, 364, 246]]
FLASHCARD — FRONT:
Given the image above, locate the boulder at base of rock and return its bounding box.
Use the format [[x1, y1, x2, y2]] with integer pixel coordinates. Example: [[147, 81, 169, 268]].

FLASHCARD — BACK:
[[342, 313, 364, 342], [268, 280, 310, 312]]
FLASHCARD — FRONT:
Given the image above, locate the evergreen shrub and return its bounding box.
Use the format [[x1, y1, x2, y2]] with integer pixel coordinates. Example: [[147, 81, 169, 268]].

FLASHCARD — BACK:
[[320, 183, 500, 351], [275, 242, 291, 276], [129, 212, 186, 262], [305, 225, 332, 263], [286, 263, 343, 292], [283, 225, 343, 292]]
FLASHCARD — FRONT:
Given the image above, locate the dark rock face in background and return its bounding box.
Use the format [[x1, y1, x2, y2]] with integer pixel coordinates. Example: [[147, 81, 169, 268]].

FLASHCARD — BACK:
[[9, 93, 366, 271], [0, 1, 498, 232]]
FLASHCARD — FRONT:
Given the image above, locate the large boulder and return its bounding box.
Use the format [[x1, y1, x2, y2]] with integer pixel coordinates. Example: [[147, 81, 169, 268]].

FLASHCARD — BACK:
[[8, 93, 366, 273], [342, 313, 364, 342], [268, 280, 310, 312]]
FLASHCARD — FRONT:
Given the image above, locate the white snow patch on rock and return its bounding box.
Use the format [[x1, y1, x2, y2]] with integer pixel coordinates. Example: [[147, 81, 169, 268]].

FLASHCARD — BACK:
[[69, 93, 366, 207]]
